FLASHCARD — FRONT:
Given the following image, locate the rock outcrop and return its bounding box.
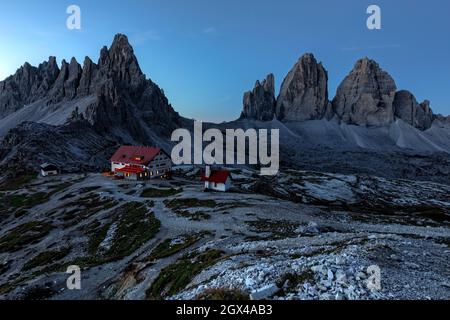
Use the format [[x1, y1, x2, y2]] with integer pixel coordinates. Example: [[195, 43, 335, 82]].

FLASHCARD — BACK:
[[332, 57, 397, 127], [276, 54, 332, 121], [393, 90, 433, 130], [0, 121, 118, 173], [0, 57, 60, 117], [434, 114, 450, 127], [0, 34, 182, 142], [0, 34, 184, 173], [241, 74, 276, 121]]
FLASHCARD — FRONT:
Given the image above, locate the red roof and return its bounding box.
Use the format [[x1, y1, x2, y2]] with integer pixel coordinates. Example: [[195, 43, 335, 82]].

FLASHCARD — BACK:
[[115, 165, 145, 174], [111, 146, 162, 165], [201, 170, 231, 184]]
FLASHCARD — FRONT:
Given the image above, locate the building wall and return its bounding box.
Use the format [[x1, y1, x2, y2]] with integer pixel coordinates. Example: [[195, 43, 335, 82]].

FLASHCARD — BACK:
[[204, 178, 231, 192], [147, 152, 172, 178], [111, 151, 172, 180], [41, 170, 58, 177], [111, 162, 126, 173]]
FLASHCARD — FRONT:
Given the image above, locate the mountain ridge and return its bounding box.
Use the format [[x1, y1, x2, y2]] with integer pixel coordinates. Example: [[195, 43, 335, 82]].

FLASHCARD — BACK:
[[241, 54, 446, 131], [0, 34, 449, 182]]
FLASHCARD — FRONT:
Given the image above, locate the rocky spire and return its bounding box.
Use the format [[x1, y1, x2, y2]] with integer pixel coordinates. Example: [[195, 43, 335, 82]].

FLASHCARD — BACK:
[[276, 53, 332, 122], [77, 57, 98, 96], [393, 90, 433, 131], [0, 57, 62, 117], [241, 74, 276, 121], [332, 57, 397, 127], [98, 34, 144, 88], [64, 57, 82, 99]]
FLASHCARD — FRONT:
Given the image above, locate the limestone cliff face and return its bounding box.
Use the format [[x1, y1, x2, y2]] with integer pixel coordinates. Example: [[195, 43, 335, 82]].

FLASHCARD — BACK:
[[240, 55, 440, 130], [332, 57, 397, 127], [276, 53, 332, 122], [0, 57, 60, 117], [0, 34, 184, 173], [393, 90, 433, 130], [241, 74, 276, 121], [0, 34, 182, 141]]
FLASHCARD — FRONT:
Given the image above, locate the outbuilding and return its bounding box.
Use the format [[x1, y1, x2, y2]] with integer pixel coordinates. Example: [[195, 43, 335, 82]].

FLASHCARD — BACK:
[[110, 146, 172, 180], [201, 166, 232, 192], [40, 163, 59, 177]]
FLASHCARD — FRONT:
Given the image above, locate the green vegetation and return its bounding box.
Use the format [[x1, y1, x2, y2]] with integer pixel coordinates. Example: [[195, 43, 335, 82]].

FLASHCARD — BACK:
[[0, 221, 53, 253], [217, 201, 251, 210], [276, 271, 315, 289], [4, 192, 50, 209], [21, 286, 56, 300], [60, 194, 118, 225], [48, 181, 75, 193], [22, 248, 71, 271], [246, 219, 300, 240], [0, 180, 75, 218], [164, 198, 216, 221], [195, 287, 249, 300], [80, 186, 102, 193], [174, 210, 211, 221], [0, 173, 37, 191], [67, 202, 161, 269], [141, 187, 183, 198], [106, 202, 161, 259], [87, 223, 111, 255], [164, 198, 217, 210], [14, 209, 28, 218], [147, 232, 208, 261], [147, 249, 224, 299]]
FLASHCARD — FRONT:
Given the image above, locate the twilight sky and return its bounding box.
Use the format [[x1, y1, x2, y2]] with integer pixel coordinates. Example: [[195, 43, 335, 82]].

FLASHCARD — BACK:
[[0, 0, 449, 121]]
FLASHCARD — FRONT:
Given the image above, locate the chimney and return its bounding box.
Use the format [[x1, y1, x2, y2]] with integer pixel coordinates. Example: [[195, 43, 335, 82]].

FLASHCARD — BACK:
[[205, 165, 211, 178]]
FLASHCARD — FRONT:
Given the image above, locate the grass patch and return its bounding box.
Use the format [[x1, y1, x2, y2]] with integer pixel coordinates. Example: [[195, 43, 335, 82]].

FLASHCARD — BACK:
[[80, 186, 102, 193], [21, 286, 56, 300], [0, 173, 37, 191], [106, 202, 161, 259], [195, 287, 249, 300], [60, 195, 118, 225], [87, 223, 111, 255], [146, 249, 224, 299], [276, 270, 315, 289], [147, 232, 208, 261], [175, 210, 212, 221], [164, 198, 216, 221], [141, 187, 183, 198], [246, 219, 300, 240], [67, 202, 161, 269], [4, 192, 51, 209], [0, 221, 53, 253], [164, 198, 217, 210], [22, 248, 71, 271]]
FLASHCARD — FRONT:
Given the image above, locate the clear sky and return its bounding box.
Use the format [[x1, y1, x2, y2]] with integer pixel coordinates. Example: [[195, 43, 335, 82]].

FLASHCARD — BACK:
[[0, 0, 449, 121]]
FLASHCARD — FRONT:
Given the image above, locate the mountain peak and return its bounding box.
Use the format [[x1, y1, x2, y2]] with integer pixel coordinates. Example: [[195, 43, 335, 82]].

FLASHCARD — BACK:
[[276, 52, 331, 121], [112, 33, 131, 47], [354, 57, 381, 72], [333, 58, 397, 126], [109, 33, 135, 57], [100, 33, 144, 82], [241, 73, 276, 121]]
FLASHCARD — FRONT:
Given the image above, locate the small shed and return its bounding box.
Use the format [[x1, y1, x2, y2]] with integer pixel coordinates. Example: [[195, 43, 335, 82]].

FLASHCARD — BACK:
[[40, 163, 59, 177], [201, 166, 232, 192]]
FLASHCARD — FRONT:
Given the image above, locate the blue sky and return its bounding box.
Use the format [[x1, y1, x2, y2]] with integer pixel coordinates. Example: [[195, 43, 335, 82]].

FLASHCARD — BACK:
[[0, 0, 449, 121]]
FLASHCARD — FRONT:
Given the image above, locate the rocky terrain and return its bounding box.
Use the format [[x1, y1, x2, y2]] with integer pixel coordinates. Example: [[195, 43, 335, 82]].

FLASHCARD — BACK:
[[0, 33, 449, 301], [0, 34, 186, 174], [0, 33, 449, 180], [241, 74, 276, 121], [0, 167, 448, 300], [241, 53, 443, 131], [276, 53, 332, 122]]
